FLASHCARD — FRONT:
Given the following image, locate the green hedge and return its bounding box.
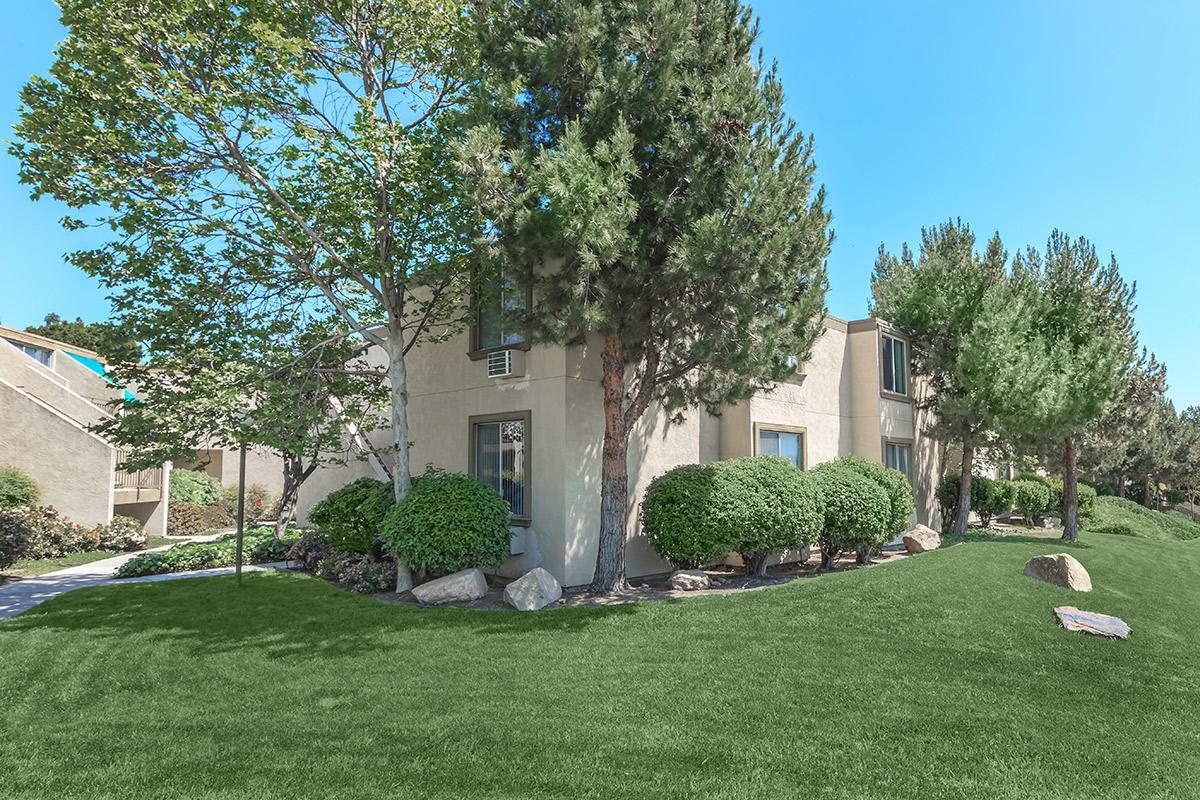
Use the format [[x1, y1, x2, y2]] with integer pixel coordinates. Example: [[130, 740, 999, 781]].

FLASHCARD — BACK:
[[309, 478, 394, 555], [381, 470, 511, 575], [642, 457, 823, 576], [812, 464, 890, 568], [170, 470, 220, 505], [1012, 480, 1051, 524], [0, 465, 40, 509], [114, 531, 296, 578]]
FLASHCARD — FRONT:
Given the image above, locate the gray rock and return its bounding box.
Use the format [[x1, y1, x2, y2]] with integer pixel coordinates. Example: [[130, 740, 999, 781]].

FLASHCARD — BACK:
[[503, 567, 562, 611], [1024, 553, 1092, 591], [1043, 517, 1062, 529], [902, 524, 942, 554], [1054, 606, 1129, 639], [668, 569, 711, 591], [411, 568, 488, 605]]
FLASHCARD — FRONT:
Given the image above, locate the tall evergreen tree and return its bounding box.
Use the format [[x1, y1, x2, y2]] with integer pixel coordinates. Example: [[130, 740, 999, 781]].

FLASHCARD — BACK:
[[1009, 232, 1136, 542], [462, 0, 832, 592], [24, 313, 141, 364], [1078, 350, 1167, 497], [871, 220, 1028, 533]]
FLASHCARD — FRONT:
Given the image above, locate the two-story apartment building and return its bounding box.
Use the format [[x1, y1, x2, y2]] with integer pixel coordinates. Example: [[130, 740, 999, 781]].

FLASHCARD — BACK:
[[296, 309, 942, 588], [0, 325, 172, 534]]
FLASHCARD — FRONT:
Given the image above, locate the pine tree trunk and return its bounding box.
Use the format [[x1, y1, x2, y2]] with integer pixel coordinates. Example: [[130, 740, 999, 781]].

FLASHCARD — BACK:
[[953, 445, 974, 534], [590, 335, 629, 594], [1142, 476, 1152, 509], [1116, 476, 1126, 498], [386, 328, 414, 593], [1062, 436, 1080, 543]]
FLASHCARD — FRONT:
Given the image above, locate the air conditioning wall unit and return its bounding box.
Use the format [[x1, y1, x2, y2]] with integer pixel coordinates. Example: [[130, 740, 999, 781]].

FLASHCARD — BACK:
[[486, 348, 525, 379]]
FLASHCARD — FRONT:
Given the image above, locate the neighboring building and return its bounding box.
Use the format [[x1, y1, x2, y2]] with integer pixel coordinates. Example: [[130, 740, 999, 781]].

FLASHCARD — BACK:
[[297, 309, 943, 589], [174, 446, 285, 499], [0, 325, 171, 534]]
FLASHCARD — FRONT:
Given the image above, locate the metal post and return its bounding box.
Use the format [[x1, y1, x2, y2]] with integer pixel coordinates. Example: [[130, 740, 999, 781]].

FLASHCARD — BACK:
[[235, 441, 247, 586]]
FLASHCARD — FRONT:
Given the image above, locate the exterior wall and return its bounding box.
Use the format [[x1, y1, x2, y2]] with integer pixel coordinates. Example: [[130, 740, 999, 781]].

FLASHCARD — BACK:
[[296, 315, 942, 587], [0, 378, 115, 526]]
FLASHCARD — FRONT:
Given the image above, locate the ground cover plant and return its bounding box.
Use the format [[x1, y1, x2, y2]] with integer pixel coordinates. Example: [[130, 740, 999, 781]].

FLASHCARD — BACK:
[[1087, 496, 1200, 541], [114, 531, 296, 578], [2, 518, 1198, 799]]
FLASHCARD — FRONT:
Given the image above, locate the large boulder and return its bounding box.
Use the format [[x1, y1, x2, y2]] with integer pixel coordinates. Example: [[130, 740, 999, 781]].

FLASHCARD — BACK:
[[412, 568, 488, 605], [503, 567, 562, 611], [902, 524, 941, 554], [1024, 553, 1092, 592], [668, 569, 711, 591]]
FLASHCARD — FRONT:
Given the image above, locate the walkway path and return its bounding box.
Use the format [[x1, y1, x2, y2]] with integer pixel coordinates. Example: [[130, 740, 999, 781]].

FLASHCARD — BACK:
[[0, 538, 285, 620]]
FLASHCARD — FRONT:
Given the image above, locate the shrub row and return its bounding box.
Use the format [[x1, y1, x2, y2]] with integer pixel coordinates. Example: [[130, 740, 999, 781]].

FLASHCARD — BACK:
[[166, 483, 275, 536], [114, 530, 295, 578], [936, 472, 1097, 530], [642, 455, 914, 576], [0, 506, 147, 570]]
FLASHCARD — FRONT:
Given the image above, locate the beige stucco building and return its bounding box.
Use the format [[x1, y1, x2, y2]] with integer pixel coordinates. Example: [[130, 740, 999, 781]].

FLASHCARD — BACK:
[[0, 325, 171, 534], [297, 313, 942, 588]]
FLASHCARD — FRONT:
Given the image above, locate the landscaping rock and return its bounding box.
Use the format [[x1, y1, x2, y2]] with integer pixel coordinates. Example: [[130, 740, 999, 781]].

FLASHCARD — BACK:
[[902, 524, 941, 554], [1024, 553, 1092, 592], [668, 569, 711, 591], [412, 568, 488, 605], [1054, 606, 1130, 639], [503, 567, 562, 611], [1043, 517, 1062, 529]]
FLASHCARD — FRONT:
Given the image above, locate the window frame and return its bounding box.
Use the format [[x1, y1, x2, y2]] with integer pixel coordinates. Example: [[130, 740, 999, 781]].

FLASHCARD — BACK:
[[467, 410, 532, 527], [467, 270, 532, 361], [882, 438, 914, 482], [880, 332, 910, 398], [753, 422, 807, 469]]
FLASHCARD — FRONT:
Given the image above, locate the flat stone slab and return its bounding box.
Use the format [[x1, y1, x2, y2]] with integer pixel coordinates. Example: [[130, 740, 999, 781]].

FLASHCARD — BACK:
[[1054, 606, 1130, 639]]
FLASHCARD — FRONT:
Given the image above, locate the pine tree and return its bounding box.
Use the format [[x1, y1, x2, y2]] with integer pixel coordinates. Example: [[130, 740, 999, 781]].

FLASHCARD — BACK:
[[1008, 232, 1136, 542], [462, 0, 832, 592]]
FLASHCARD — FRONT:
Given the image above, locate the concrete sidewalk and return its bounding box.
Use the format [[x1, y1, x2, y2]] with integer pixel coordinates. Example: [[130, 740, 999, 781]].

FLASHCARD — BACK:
[[0, 539, 286, 620]]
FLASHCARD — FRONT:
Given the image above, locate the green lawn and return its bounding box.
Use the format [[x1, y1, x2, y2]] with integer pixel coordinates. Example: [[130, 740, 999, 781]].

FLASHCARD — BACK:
[[2, 527, 1198, 799]]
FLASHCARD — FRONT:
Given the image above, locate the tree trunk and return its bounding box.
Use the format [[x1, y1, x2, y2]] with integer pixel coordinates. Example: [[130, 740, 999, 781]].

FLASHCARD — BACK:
[[1116, 475, 1126, 498], [386, 328, 414, 593], [273, 457, 301, 539], [1142, 476, 1152, 509], [856, 548, 872, 565], [953, 445, 974, 534], [590, 335, 630, 594], [1062, 436, 1080, 543], [744, 552, 770, 578]]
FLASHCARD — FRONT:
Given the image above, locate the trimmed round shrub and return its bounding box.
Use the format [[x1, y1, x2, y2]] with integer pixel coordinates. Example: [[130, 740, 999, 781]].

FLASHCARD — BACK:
[[642, 457, 823, 576], [0, 509, 33, 569], [169, 470, 220, 506], [827, 455, 914, 539], [93, 515, 147, 552], [381, 470, 512, 575], [309, 478, 395, 555], [812, 464, 890, 569], [1077, 482, 1098, 521], [721, 457, 823, 577], [936, 473, 992, 530], [641, 463, 727, 569], [0, 465, 40, 509], [1011, 480, 1051, 525], [979, 479, 1016, 528]]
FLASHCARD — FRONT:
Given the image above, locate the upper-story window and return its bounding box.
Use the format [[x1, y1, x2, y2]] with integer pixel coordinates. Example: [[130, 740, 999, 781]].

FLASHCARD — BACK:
[[882, 333, 908, 396], [5, 338, 53, 367], [474, 269, 526, 352]]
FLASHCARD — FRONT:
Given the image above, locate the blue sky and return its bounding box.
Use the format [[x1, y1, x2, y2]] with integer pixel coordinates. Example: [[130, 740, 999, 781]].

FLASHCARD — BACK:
[[1, 1, 1197, 407]]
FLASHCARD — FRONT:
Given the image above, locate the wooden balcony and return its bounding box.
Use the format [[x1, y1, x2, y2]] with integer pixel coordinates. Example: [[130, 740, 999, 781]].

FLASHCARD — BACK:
[[114, 449, 164, 504]]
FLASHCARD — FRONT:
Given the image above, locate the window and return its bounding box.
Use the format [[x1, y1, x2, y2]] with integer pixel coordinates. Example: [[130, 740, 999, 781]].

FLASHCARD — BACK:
[[758, 427, 804, 468], [885, 442, 912, 481], [471, 413, 529, 522], [6, 339, 53, 367], [474, 269, 525, 352], [882, 334, 908, 395]]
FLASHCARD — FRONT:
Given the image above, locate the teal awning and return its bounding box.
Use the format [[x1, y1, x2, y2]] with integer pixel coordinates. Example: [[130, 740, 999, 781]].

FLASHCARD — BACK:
[[64, 351, 139, 402]]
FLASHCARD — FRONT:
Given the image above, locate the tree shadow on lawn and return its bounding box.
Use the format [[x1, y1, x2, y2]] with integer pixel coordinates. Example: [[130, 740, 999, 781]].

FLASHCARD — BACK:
[[942, 530, 1093, 549], [0, 570, 642, 662]]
